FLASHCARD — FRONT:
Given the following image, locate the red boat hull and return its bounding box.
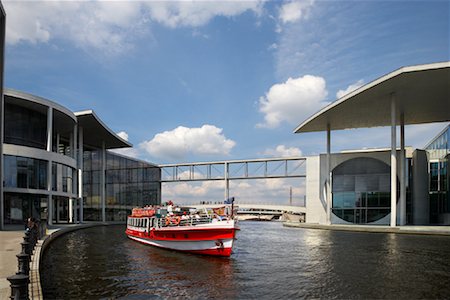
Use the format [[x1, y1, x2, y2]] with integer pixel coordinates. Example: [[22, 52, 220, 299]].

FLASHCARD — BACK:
[[125, 221, 238, 257]]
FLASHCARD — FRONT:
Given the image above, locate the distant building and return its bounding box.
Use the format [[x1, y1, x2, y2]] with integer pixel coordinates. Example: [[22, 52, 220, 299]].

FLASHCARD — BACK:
[[1, 89, 161, 228]]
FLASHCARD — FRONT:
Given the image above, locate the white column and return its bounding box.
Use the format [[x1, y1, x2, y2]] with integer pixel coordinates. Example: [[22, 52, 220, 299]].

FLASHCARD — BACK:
[[399, 113, 406, 225], [78, 126, 83, 223], [47, 107, 53, 225], [46, 107, 53, 152], [73, 124, 78, 223], [101, 140, 106, 222], [390, 95, 397, 227], [69, 198, 73, 223], [326, 124, 331, 225]]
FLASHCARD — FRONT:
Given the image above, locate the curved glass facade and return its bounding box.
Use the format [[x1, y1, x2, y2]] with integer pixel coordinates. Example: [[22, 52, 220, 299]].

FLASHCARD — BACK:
[[4, 155, 48, 190], [332, 157, 393, 223], [51, 162, 76, 194], [4, 102, 47, 149]]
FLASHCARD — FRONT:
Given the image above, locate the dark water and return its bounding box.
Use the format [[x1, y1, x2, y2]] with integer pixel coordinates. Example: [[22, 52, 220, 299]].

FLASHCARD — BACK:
[[41, 222, 450, 299]]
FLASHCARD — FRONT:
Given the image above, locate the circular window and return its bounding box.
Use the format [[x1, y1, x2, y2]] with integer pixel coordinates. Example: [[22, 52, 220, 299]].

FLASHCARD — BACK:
[[331, 157, 396, 224]]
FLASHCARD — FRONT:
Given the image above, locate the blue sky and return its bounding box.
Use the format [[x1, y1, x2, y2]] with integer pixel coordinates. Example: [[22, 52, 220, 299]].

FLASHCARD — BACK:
[[3, 0, 449, 204]]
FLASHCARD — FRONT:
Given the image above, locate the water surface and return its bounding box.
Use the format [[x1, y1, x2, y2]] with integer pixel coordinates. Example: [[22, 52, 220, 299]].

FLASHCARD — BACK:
[[41, 222, 450, 299]]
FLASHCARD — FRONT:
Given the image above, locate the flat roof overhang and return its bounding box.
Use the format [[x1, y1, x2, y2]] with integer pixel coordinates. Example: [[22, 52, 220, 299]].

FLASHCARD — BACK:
[[75, 110, 132, 149], [294, 61, 450, 133]]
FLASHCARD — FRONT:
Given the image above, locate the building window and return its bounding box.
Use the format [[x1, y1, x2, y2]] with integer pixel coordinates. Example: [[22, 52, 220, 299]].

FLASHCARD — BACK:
[[51, 162, 76, 194], [332, 157, 394, 224], [4, 155, 48, 190], [4, 101, 47, 149]]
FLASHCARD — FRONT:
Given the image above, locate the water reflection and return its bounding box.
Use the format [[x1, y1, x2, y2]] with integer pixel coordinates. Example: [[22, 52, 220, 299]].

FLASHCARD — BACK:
[[41, 223, 450, 299]]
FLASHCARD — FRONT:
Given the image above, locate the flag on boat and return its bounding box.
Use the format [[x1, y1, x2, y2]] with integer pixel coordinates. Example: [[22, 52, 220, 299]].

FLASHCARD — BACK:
[[224, 197, 235, 204]]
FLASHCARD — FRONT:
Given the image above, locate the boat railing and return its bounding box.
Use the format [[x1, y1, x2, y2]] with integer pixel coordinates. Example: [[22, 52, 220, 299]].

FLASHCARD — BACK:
[[156, 215, 226, 227]]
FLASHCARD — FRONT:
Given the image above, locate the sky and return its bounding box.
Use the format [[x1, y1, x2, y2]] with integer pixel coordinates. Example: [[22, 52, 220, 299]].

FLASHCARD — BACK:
[[3, 0, 449, 205]]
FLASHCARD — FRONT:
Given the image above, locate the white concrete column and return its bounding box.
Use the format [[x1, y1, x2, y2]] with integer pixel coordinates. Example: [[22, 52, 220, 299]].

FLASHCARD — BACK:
[[326, 124, 331, 225], [101, 141, 106, 222], [47, 107, 53, 225], [399, 113, 406, 225], [69, 198, 73, 223], [46, 107, 53, 152], [390, 95, 397, 227], [72, 123, 78, 224], [78, 126, 83, 223]]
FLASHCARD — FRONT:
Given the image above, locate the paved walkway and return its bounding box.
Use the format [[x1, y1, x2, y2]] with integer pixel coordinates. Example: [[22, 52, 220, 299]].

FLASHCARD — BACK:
[[0, 226, 25, 300], [0, 223, 108, 300], [284, 222, 450, 235]]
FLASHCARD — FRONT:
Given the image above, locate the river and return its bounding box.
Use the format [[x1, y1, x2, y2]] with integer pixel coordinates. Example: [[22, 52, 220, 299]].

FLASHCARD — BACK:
[[41, 222, 450, 299]]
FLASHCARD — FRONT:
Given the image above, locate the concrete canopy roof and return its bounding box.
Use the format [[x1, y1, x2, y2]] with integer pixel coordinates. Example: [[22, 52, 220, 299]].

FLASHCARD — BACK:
[[294, 62, 450, 133], [75, 110, 132, 149]]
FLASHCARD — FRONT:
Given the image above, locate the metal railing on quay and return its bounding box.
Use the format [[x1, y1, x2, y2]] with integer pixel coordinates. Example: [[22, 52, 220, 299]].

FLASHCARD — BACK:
[[6, 220, 47, 300]]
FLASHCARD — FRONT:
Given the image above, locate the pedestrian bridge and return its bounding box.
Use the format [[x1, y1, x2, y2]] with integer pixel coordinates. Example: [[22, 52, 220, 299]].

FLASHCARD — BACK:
[[191, 203, 306, 214]]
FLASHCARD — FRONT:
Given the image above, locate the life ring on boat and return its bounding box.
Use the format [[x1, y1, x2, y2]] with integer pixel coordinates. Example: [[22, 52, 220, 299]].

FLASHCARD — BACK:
[[171, 216, 181, 225], [165, 216, 171, 226]]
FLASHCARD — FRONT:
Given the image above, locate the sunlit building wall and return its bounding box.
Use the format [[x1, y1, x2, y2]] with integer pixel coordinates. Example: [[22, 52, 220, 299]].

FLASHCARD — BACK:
[[0, 89, 161, 228]]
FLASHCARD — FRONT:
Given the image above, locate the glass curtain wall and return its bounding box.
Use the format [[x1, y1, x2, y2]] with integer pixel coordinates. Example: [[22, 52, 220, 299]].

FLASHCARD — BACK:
[[4, 193, 47, 225], [83, 150, 161, 222], [331, 157, 400, 224], [4, 101, 47, 149], [4, 155, 48, 189], [426, 126, 450, 223]]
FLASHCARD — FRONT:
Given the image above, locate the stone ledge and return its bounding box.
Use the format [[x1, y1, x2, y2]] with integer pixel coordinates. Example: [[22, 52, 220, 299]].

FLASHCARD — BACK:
[[283, 221, 450, 236]]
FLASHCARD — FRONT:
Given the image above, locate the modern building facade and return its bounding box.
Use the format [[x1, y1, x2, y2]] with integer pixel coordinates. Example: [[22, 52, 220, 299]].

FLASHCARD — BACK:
[[297, 62, 450, 226], [304, 147, 434, 225], [1, 89, 161, 228]]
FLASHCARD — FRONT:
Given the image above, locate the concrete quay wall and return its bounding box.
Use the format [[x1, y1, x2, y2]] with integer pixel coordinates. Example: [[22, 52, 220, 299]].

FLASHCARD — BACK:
[[283, 221, 450, 236]]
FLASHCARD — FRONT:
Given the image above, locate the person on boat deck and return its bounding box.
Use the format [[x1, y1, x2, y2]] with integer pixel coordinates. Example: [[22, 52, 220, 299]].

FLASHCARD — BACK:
[[212, 214, 222, 222], [167, 204, 174, 216], [181, 212, 189, 220]]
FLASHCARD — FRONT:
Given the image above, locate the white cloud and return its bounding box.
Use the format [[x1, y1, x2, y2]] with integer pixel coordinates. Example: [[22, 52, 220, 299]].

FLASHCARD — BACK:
[[263, 145, 302, 157], [144, 1, 264, 28], [116, 131, 129, 141], [4, 1, 144, 55], [279, 0, 315, 24], [163, 178, 306, 205], [257, 75, 329, 128], [336, 79, 364, 99], [3, 0, 264, 55], [140, 125, 236, 160]]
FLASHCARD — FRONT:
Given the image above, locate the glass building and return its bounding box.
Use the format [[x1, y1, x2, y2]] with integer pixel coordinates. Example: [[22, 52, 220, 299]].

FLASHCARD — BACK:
[[83, 150, 160, 222], [425, 125, 450, 223], [1, 89, 161, 228]]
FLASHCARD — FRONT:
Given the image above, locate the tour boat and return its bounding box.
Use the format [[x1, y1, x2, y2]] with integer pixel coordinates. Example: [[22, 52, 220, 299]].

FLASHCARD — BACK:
[[125, 203, 239, 257]]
